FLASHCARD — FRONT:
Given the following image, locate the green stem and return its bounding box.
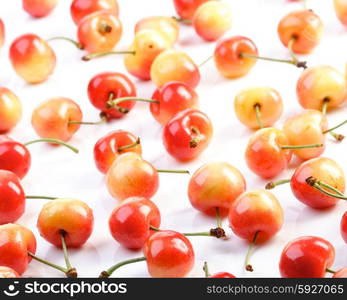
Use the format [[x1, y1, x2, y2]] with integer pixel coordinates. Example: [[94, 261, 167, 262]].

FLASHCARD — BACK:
[[109, 97, 160, 107], [280, 143, 323, 149], [183, 231, 211, 236], [317, 181, 345, 196], [117, 138, 141, 153], [306, 177, 347, 200], [47, 37, 83, 49], [60, 231, 77, 278], [24, 138, 79, 153], [323, 120, 347, 134], [322, 99, 329, 116], [106, 92, 129, 114], [215, 207, 222, 229], [99, 257, 146, 278], [172, 16, 192, 24], [240, 53, 307, 69], [265, 179, 291, 190], [203, 262, 211, 277], [26, 196, 57, 200], [287, 37, 299, 65], [326, 268, 336, 274], [28, 252, 68, 274], [82, 51, 136, 61], [68, 117, 106, 125], [198, 55, 213, 68], [156, 169, 190, 174], [245, 231, 260, 272], [149, 225, 220, 238], [254, 103, 263, 129]]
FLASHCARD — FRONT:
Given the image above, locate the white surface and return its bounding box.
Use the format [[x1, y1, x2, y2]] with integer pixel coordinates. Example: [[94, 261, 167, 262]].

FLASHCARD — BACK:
[[1, 0, 347, 278]]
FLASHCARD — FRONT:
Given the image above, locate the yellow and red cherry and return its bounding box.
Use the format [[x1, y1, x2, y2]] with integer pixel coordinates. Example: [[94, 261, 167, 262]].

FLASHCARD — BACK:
[[192, 1, 232, 41], [0, 19, 4, 48], [0, 266, 19, 278], [334, 0, 347, 26], [173, 0, 214, 21], [9, 34, 56, 84], [342, 211, 347, 243], [203, 262, 235, 278], [234, 86, 283, 129], [0, 87, 22, 133], [22, 0, 58, 18]]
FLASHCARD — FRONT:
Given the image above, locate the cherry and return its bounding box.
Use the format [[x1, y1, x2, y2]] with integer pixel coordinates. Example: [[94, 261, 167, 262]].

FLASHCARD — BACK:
[[77, 10, 122, 53], [9, 33, 56, 84], [94, 130, 142, 174], [0, 266, 19, 278], [87, 72, 136, 119], [22, 0, 58, 18], [192, 1, 232, 41], [70, 0, 119, 25], [150, 49, 200, 89], [108, 197, 161, 249], [234, 87, 283, 129], [203, 262, 235, 278], [0, 223, 36, 274], [188, 162, 246, 216], [296, 66, 347, 111], [277, 9, 324, 54], [173, 0, 214, 21], [0, 19, 4, 48], [228, 189, 283, 271], [334, 0, 347, 26], [100, 230, 194, 278], [333, 267, 347, 278], [0, 87, 22, 133], [163, 109, 213, 161], [340, 211, 347, 243], [279, 236, 335, 277]]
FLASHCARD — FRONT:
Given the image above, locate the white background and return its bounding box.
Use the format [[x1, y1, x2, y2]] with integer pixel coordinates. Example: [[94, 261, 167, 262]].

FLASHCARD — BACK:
[[1, 0, 347, 277]]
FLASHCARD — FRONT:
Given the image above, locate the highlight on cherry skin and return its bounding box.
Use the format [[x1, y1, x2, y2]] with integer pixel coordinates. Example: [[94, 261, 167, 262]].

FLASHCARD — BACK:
[[0, 87, 22, 133], [22, 0, 59, 18], [9, 33, 56, 84]]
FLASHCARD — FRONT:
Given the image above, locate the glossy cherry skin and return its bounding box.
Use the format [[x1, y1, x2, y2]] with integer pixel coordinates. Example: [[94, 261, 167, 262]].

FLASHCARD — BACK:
[[228, 189, 284, 244], [31, 97, 82, 142], [173, 0, 213, 21], [234, 87, 283, 129], [150, 49, 200, 89], [94, 130, 142, 174], [290, 157, 345, 209], [150, 81, 199, 125], [277, 10, 324, 54], [209, 272, 236, 278], [108, 197, 160, 249], [283, 110, 327, 160], [334, 0, 347, 26], [214, 36, 258, 79], [341, 211, 347, 243], [188, 162, 246, 216], [124, 30, 171, 81], [333, 267, 347, 278], [193, 1, 232, 41], [22, 0, 58, 18], [143, 230, 195, 278], [70, 0, 119, 25], [0, 266, 19, 278], [245, 128, 292, 178], [0, 19, 4, 48], [37, 198, 94, 248], [9, 34, 56, 84], [0, 87, 22, 133], [0, 170, 25, 225], [0, 223, 36, 274], [279, 236, 335, 278], [88, 72, 136, 119], [78, 11, 122, 53], [106, 153, 159, 201], [163, 109, 213, 161], [296, 66, 347, 111]]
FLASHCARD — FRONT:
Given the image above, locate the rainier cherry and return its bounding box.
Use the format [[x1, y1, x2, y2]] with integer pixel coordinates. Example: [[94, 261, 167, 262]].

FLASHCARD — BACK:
[[277, 10, 324, 54], [188, 162, 246, 216], [22, 0, 58, 18], [234, 87, 283, 129], [279, 236, 335, 277], [173, 0, 213, 21], [108, 197, 160, 249], [0, 19, 4, 48], [334, 0, 347, 26], [94, 130, 142, 174], [342, 211, 347, 243], [229, 189, 284, 271], [0, 87, 22, 133], [163, 109, 213, 161], [9, 34, 56, 84], [203, 262, 235, 278], [70, 0, 119, 25], [0, 266, 19, 278]]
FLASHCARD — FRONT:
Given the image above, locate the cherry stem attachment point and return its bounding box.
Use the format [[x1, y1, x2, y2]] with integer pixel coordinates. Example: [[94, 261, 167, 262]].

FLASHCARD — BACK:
[[265, 179, 291, 190], [280, 143, 323, 149], [172, 16, 192, 24], [240, 53, 307, 69], [98, 21, 112, 34], [99, 257, 146, 278], [245, 231, 260, 272], [60, 230, 77, 278], [190, 126, 202, 148], [117, 138, 141, 153], [47, 37, 83, 50], [306, 177, 346, 199], [106, 92, 129, 114], [203, 262, 211, 278], [254, 103, 264, 129], [82, 50, 136, 61], [156, 169, 190, 174], [28, 251, 69, 276], [24, 138, 79, 154], [26, 195, 57, 200]]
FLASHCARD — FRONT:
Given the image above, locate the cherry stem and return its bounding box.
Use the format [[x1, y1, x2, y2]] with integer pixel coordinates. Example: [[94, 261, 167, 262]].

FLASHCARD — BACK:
[[106, 92, 129, 114], [24, 138, 79, 153], [82, 50, 136, 61], [156, 169, 190, 174], [323, 119, 347, 135], [203, 262, 211, 278], [117, 138, 141, 153], [287, 37, 299, 66], [47, 37, 83, 50], [68, 115, 106, 125], [28, 251, 69, 275], [321, 100, 345, 141], [265, 179, 291, 190], [245, 231, 260, 272], [149, 225, 225, 238], [99, 257, 146, 278], [280, 143, 323, 149], [190, 126, 202, 148], [326, 268, 336, 274], [26, 195, 57, 200], [198, 55, 213, 68], [172, 16, 192, 24], [254, 103, 264, 129], [240, 53, 307, 69], [215, 207, 222, 228], [60, 230, 77, 278], [322, 99, 329, 116], [109, 97, 160, 108], [306, 177, 346, 199]]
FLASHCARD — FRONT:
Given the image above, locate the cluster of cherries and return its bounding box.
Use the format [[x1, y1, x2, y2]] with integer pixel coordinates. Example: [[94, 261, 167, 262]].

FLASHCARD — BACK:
[[1, 0, 347, 278]]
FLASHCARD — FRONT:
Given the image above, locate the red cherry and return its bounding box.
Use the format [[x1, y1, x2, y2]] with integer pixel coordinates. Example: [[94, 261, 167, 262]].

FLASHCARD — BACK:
[[0, 19, 4, 48], [163, 109, 213, 161], [279, 236, 335, 278], [0, 266, 19, 278], [333, 267, 347, 278], [88, 72, 136, 119], [94, 130, 142, 174], [341, 211, 347, 243], [173, 0, 214, 21], [108, 197, 160, 249], [0, 170, 25, 225], [22, 0, 58, 18], [210, 272, 235, 278], [0, 224, 37, 274]]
